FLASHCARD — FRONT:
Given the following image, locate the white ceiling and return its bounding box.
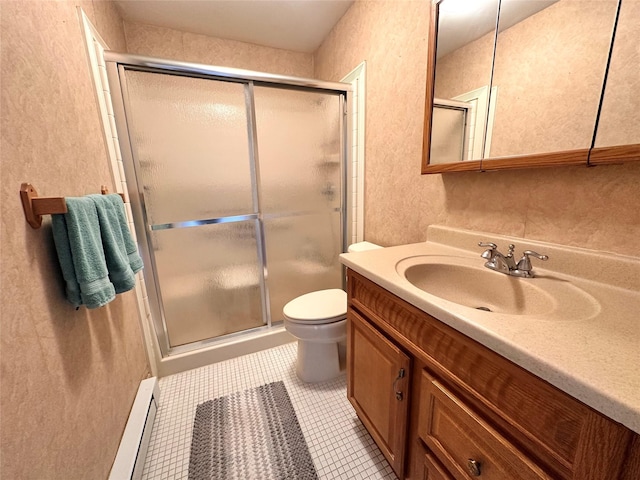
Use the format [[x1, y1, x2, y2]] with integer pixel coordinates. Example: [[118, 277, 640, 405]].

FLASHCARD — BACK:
[[437, 0, 558, 58], [115, 0, 354, 53]]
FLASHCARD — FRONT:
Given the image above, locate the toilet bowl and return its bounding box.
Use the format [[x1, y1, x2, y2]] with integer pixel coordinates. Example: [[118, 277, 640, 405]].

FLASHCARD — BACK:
[[283, 241, 382, 383], [284, 289, 347, 383]]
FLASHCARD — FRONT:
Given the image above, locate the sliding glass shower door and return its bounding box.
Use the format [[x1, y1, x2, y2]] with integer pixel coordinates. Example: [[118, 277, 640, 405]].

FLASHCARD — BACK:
[[124, 71, 265, 348], [254, 86, 343, 325], [112, 61, 348, 355]]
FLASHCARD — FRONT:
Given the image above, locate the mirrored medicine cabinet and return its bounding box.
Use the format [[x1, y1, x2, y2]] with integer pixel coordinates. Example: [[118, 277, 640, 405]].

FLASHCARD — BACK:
[[422, 0, 640, 174]]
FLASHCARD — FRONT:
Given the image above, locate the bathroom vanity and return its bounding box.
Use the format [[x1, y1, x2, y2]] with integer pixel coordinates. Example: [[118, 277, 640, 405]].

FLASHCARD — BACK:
[[340, 227, 640, 480]]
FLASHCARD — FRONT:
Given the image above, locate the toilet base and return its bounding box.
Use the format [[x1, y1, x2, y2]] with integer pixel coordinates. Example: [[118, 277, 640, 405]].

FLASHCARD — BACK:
[[296, 340, 344, 383]]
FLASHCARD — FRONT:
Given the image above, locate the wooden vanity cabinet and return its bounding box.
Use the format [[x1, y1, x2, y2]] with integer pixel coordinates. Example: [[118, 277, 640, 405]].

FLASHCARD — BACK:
[[345, 269, 639, 480]]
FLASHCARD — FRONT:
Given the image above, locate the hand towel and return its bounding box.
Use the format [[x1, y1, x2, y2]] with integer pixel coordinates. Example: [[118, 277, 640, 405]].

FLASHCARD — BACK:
[[89, 194, 143, 294], [108, 195, 144, 275], [51, 198, 116, 309]]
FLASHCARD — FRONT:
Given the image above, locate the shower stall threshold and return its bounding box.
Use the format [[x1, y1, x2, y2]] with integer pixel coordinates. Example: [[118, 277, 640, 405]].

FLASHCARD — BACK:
[[156, 326, 295, 377]]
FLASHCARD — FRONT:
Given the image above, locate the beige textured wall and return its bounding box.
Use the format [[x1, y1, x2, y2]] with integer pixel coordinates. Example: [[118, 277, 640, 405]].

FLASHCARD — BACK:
[[124, 22, 314, 77], [314, 0, 640, 256], [1, 1, 150, 479]]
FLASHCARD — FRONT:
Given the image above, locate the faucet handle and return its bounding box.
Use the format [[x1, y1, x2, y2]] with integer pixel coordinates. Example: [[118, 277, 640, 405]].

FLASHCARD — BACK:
[[478, 242, 497, 260], [514, 250, 549, 277], [522, 250, 549, 261]]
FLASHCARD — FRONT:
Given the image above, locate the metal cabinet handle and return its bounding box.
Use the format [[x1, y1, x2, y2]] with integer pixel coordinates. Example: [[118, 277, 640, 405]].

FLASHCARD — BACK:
[[467, 458, 481, 476], [393, 368, 405, 401]]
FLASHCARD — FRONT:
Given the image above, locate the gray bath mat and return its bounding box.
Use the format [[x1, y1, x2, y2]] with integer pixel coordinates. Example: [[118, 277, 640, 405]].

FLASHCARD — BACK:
[[188, 381, 318, 480]]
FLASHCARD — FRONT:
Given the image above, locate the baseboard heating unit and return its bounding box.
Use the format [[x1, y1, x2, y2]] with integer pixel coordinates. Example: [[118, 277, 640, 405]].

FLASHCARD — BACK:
[[109, 377, 159, 480]]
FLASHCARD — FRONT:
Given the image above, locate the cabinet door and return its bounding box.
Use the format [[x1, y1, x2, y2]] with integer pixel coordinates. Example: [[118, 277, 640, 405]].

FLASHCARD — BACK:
[[347, 310, 411, 478]]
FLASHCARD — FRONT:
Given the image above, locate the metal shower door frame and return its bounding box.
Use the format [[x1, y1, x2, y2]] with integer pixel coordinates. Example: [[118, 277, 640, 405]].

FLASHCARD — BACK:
[[105, 52, 352, 357]]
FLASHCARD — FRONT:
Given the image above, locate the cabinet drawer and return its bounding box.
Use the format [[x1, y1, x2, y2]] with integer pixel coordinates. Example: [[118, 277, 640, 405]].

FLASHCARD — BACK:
[[419, 370, 552, 480], [424, 452, 455, 480]]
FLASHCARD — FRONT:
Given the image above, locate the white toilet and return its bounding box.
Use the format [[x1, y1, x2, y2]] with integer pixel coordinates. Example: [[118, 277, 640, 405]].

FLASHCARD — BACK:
[[283, 241, 382, 383]]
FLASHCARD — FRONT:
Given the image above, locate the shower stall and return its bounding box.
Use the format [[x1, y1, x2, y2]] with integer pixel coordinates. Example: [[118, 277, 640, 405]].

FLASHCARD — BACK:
[[105, 53, 351, 361]]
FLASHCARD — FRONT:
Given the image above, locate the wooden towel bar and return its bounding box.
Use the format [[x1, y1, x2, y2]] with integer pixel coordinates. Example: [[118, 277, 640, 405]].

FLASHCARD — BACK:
[[20, 182, 126, 229]]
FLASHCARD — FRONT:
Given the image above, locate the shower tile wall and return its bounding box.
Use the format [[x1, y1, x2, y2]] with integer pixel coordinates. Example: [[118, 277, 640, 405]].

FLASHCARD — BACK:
[[142, 342, 397, 480]]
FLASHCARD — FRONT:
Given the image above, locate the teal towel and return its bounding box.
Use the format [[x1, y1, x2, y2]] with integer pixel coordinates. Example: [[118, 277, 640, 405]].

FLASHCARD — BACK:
[[51, 198, 115, 309], [89, 194, 143, 294], [109, 195, 144, 275]]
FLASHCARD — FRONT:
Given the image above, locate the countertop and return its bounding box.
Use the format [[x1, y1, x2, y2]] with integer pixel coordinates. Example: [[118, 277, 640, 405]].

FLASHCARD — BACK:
[[340, 226, 640, 434]]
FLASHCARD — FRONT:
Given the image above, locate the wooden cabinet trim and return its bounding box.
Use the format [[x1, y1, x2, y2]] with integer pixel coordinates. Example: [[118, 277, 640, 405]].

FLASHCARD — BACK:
[[479, 149, 588, 171], [588, 143, 640, 165], [618, 434, 640, 480]]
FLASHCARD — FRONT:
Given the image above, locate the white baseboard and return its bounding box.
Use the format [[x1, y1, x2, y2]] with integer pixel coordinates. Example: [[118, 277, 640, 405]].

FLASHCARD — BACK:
[[109, 377, 159, 480]]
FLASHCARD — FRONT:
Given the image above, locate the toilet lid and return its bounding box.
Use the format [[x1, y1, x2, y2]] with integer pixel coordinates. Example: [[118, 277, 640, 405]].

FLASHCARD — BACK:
[[283, 289, 347, 323]]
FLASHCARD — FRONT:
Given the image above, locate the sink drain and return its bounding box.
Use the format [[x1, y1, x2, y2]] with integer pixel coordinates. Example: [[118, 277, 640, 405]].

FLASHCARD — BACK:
[[475, 306, 492, 312]]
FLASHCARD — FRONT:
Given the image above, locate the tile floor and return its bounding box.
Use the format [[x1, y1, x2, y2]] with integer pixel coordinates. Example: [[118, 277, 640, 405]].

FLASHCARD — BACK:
[[142, 342, 397, 479]]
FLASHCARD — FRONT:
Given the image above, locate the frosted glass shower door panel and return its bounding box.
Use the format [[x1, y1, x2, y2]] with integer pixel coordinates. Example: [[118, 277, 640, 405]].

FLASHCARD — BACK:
[[264, 211, 343, 322], [151, 221, 264, 347], [253, 87, 343, 214], [430, 106, 467, 164], [124, 71, 254, 225], [254, 86, 344, 321]]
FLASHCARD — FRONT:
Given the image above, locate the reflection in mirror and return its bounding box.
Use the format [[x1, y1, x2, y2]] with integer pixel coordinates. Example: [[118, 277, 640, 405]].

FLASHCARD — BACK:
[[430, 0, 499, 165], [489, 0, 618, 159], [430, 100, 468, 163], [594, 0, 640, 150]]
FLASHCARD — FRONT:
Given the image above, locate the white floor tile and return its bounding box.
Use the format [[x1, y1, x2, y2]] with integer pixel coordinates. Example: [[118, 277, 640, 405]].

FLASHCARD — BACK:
[[142, 342, 397, 480]]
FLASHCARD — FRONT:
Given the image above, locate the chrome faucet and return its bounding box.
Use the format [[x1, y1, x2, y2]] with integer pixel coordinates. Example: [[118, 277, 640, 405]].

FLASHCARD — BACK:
[[478, 242, 548, 278]]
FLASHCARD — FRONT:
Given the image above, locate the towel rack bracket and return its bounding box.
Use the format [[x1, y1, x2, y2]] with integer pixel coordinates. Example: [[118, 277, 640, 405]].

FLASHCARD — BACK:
[[21, 183, 43, 229], [20, 182, 125, 229]]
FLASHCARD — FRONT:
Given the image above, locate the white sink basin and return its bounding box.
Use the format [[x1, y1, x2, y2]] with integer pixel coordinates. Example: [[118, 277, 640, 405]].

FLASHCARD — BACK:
[[396, 255, 600, 320]]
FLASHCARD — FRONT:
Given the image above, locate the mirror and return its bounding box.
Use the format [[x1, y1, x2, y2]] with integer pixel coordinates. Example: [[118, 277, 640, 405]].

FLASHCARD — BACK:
[[591, 0, 640, 164], [423, 0, 627, 173], [428, 0, 499, 169], [487, 0, 618, 163]]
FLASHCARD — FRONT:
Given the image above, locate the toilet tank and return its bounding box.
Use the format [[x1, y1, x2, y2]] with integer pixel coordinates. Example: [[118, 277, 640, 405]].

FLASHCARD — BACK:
[[348, 241, 382, 253]]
